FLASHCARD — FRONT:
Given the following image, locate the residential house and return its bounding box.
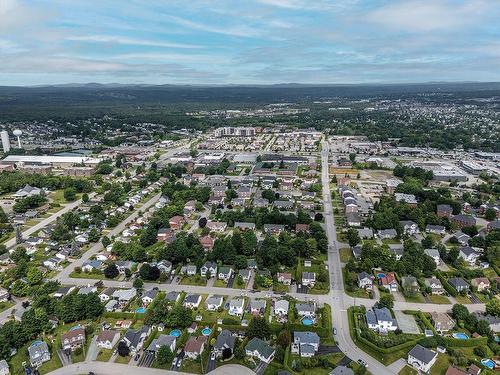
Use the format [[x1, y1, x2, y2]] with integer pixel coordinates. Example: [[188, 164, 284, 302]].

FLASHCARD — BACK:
[[379, 272, 398, 292], [357, 272, 374, 290], [141, 288, 159, 306], [277, 272, 292, 285], [238, 269, 251, 283], [424, 278, 444, 295], [253, 198, 269, 208], [165, 291, 180, 303], [0, 360, 9, 375], [157, 228, 175, 243], [424, 248, 441, 266], [453, 231, 470, 246], [458, 247, 480, 266], [105, 300, 119, 312], [295, 302, 316, 318], [99, 287, 116, 303], [183, 294, 202, 309], [0, 287, 10, 302], [14, 185, 41, 198], [473, 313, 500, 333], [82, 259, 103, 272], [112, 288, 137, 302], [429, 312, 455, 333], [229, 298, 245, 316], [437, 204, 453, 218], [400, 220, 419, 236], [245, 338, 275, 363], [169, 215, 186, 230], [292, 331, 320, 358], [214, 330, 235, 357], [218, 266, 234, 281], [401, 276, 420, 295], [61, 327, 85, 351], [407, 344, 438, 373], [234, 222, 256, 231], [54, 286, 76, 299], [78, 286, 97, 295], [470, 277, 490, 292], [274, 300, 289, 316], [448, 278, 470, 293], [395, 193, 417, 206], [206, 295, 224, 311], [346, 212, 361, 227], [451, 214, 476, 229], [200, 235, 214, 251], [365, 307, 398, 333], [184, 336, 207, 359], [147, 334, 176, 355], [249, 299, 266, 316], [43, 257, 63, 270], [274, 200, 294, 210], [28, 341, 51, 367], [206, 221, 228, 233], [263, 224, 285, 235], [295, 224, 310, 233], [155, 260, 173, 274], [123, 325, 151, 353], [378, 229, 397, 240], [330, 366, 354, 375], [426, 225, 446, 235], [201, 261, 217, 278], [114, 260, 135, 275], [389, 244, 404, 260], [96, 330, 120, 350]]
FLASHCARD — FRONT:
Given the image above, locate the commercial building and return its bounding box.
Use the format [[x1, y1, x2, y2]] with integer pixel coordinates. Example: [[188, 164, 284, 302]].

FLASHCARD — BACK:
[[0, 131, 10, 153], [1, 155, 101, 168], [215, 127, 256, 137]]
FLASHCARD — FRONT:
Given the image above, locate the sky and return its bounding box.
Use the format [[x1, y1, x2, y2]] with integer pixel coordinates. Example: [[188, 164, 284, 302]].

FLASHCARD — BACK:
[[1, 0, 500, 86]]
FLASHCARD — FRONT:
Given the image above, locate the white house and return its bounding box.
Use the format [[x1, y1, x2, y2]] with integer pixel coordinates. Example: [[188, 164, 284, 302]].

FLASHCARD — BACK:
[[407, 344, 437, 373], [424, 248, 441, 266], [301, 272, 316, 287], [245, 338, 275, 363], [365, 307, 398, 333], [183, 294, 202, 309], [274, 300, 289, 316], [291, 331, 320, 358], [229, 298, 245, 316]]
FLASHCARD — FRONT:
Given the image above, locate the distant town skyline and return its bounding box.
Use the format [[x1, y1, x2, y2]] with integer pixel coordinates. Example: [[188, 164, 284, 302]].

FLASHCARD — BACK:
[[1, 0, 500, 86]]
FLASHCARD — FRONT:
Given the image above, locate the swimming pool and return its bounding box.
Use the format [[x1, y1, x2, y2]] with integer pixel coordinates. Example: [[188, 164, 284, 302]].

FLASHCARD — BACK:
[[135, 307, 146, 313], [481, 359, 495, 370], [376, 273, 386, 279], [169, 329, 181, 337], [302, 318, 314, 326], [201, 327, 212, 336], [452, 333, 469, 340]]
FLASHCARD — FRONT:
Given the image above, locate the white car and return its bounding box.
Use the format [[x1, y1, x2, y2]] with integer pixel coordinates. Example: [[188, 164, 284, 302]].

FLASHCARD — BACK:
[[210, 352, 216, 361]]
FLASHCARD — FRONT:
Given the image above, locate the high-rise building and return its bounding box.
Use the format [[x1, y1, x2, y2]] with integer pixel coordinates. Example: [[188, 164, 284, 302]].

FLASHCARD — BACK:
[[0, 131, 10, 153]]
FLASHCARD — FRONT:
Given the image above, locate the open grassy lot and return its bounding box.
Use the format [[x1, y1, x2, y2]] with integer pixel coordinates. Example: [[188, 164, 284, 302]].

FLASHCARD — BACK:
[[180, 275, 207, 286], [339, 248, 352, 263], [427, 295, 450, 304]]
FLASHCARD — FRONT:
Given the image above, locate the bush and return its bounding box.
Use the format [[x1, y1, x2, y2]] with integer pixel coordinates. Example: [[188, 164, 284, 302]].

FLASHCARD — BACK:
[[473, 346, 487, 357]]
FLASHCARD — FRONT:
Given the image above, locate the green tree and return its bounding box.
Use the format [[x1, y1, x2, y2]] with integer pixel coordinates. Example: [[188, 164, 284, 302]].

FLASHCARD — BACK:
[[247, 317, 271, 339], [346, 228, 360, 247], [82, 193, 90, 203], [63, 187, 77, 201], [484, 208, 496, 221], [157, 345, 174, 365], [104, 264, 119, 279], [133, 278, 144, 289], [377, 294, 394, 309], [27, 267, 43, 285], [451, 304, 469, 321], [486, 299, 500, 317]]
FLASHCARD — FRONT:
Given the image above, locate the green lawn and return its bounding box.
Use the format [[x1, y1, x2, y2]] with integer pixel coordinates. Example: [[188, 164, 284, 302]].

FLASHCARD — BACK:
[[96, 348, 114, 362], [214, 279, 228, 288], [180, 275, 207, 286], [0, 300, 14, 313], [339, 248, 352, 263], [181, 357, 205, 374], [115, 354, 131, 364], [404, 294, 426, 303], [69, 271, 105, 279], [455, 295, 471, 304], [399, 365, 418, 375], [483, 267, 498, 279], [272, 282, 289, 293], [428, 295, 450, 304]]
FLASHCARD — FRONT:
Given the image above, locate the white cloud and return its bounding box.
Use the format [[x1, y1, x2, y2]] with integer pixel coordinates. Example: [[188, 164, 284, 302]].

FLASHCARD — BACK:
[[163, 15, 261, 38], [367, 0, 489, 32], [66, 35, 203, 49]]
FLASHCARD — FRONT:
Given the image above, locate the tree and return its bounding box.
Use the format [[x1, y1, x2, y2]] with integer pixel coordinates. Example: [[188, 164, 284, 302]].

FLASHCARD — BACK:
[[486, 299, 500, 317], [378, 294, 394, 309], [104, 264, 119, 279], [27, 267, 43, 285], [198, 217, 207, 228], [346, 228, 361, 247], [82, 193, 90, 203], [133, 278, 144, 289], [157, 345, 174, 365], [451, 304, 469, 321], [139, 264, 160, 281], [485, 208, 496, 221], [277, 329, 291, 347], [222, 347, 232, 359], [63, 187, 77, 201], [247, 317, 271, 339], [117, 341, 130, 357], [475, 320, 491, 336], [349, 153, 357, 162], [166, 305, 193, 328], [101, 236, 111, 248]]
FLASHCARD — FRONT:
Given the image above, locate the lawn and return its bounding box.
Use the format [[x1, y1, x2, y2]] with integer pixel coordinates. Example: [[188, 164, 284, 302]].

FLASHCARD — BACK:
[[0, 300, 14, 313], [115, 354, 131, 364], [482, 267, 498, 279], [180, 275, 207, 286], [404, 294, 426, 303], [399, 365, 418, 375], [339, 248, 352, 263], [69, 271, 105, 280], [428, 295, 450, 304], [181, 357, 204, 374], [454, 295, 471, 304], [272, 282, 289, 293], [214, 279, 228, 288], [96, 348, 114, 362]]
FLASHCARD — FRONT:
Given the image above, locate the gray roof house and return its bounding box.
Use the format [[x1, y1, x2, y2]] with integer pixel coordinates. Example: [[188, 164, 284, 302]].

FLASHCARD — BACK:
[[448, 278, 470, 293], [245, 337, 275, 363], [147, 334, 176, 354], [365, 307, 398, 333], [28, 341, 51, 367], [123, 325, 151, 353], [292, 331, 320, 357], [330, 366, 354, 375], [407, 344, 438, 373], [214, 329, 235, 357]]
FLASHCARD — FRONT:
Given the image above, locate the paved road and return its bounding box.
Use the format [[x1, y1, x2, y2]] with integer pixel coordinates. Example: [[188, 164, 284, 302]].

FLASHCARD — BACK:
[[4, 194, 95, 249]]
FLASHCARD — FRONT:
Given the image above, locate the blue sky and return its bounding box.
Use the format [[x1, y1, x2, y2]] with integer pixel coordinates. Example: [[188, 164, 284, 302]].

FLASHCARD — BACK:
[[1, 0, 500, 85]]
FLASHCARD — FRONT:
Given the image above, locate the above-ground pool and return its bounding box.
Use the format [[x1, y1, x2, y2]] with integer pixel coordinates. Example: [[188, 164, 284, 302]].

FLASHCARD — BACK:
[[452, 333, 469, 340], [481, 359, 495, 369], [376, 273, 386, 279], [135, 307, 146, 313], [302, 318, 314, 326], [169, 329, 181, 337], [201, 327, 212, 336]]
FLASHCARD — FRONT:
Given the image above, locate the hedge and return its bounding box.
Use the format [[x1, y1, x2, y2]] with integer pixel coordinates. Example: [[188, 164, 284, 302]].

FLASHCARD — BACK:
[[443, 336, 488, 348], [350, 307, 422, 355], [436, 271, 458, 297], [102, 311, 136, 319]]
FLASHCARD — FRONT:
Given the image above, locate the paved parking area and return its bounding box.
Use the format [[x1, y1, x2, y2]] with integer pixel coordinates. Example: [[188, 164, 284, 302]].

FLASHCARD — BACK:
[[394, 310, 420, 334]]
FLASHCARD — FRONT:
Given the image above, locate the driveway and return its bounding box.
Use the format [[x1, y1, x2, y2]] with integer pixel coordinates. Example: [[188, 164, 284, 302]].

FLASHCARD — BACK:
[[254, 361, 268, 375], [57, 349, 72, 367], [85, 336, 99, 362]]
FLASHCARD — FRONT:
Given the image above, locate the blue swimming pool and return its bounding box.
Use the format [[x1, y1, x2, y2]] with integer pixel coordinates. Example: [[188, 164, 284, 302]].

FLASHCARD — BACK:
[[302, 318, 314, 326], [169, 329, 181, 337], [481, 359, 495, 370], [135, 307, 146, 313], [201, 327, 212, 336], [452, 333, 469, 340]]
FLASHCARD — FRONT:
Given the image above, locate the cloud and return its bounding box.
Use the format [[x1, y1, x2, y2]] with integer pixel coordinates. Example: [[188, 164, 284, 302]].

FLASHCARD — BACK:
[[163, 15, 262, 38], [66, 35, 203, 49], [366, 0, 489, 32]]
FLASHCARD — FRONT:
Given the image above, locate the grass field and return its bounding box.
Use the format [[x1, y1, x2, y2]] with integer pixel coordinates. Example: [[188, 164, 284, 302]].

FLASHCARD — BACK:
[[339, 248, 352, 263], [428, 295, 450, 304], [180, 275, 207, 286]]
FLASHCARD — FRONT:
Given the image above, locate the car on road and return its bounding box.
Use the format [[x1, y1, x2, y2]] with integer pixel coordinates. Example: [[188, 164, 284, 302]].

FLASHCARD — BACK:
[[210, 352, 216, 361], [134, 353, 140, 361], [357, 359, 368, 367], [177, 358, 182, 368], [333, 328, 337, 335]]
